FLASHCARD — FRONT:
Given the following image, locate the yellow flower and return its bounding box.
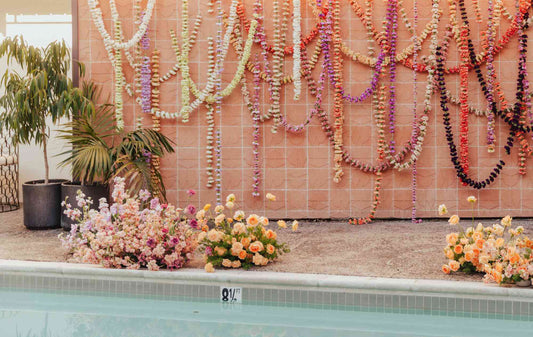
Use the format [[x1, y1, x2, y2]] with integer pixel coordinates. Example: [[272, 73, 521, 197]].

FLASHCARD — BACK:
[[277, 220, 287, 228], [448, 215, 460, 225], [226, 193, 236, 203], [292, 220, 299, 232], [225, 201, 234, 209], [203, 204, 211, 211], [467, 196, 477, 203], [438, 204, 448, 216], [204, 263, 215, 273], [266, 193, 276, 201], [501, 215, 512, 227]]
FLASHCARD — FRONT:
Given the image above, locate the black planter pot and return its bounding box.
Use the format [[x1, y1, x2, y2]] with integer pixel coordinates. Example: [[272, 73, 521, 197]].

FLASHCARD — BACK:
[[61, 182, 109, 231], [22, 179, 68, 230]]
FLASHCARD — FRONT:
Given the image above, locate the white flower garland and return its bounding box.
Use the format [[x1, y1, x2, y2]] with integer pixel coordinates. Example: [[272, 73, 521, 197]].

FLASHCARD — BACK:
[[292, 0, 302, 100], [88, 0, 155, 51]]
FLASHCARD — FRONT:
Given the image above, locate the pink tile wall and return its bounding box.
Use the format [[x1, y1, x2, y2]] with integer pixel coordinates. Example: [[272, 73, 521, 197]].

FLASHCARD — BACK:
[[78, 0, 533, 219]]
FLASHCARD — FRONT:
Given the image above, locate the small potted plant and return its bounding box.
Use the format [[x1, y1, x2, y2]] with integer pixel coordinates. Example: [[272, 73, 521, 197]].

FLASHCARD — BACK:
[[58, 81, 175, 230], [0, 37, 78, 229]]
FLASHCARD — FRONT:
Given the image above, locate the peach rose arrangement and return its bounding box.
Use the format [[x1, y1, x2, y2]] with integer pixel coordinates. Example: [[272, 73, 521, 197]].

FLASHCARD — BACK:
[[60, 177, 199, 270], [198, 194, 291, 271], [441, 197, 533, 285]]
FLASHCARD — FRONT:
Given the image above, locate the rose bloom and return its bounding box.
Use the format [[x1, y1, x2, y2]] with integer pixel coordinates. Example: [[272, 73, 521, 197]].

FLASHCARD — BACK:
[[438, 204, 448, 216], [501, 215, 512, 227], [292, 220, 299, 232], [238, 250, 247, 260], [266, 244, 275, 255], [226, 193, 236, 203], [259, 217, 269, 226], [215, 205, 224, 213], [231, 242, 244, 256], [448, 215, 460, 225], [198, 231, 207, 241], [464, 251, 474, 262], [225, 201, 234, 209], [231, 260, 241, 268], [205, 263, 215, 273], [214, 246, 227, 256], [215, 213, 226, 225], [449, 260, 460, 272], [253, 253, 268, 266], [277, 220, 287, 228], [232, 222, 246, 235], [207, 229, 223, 242], [266, 193, 276, 201], [233, 210, 245, 221], [442, 264, 451, 274], [446, 233, 458, 245], [467, 196, 477, 203], [241, 237, 251, 248], [249, 241, 264, 253], [453, 245, 463, 254], [265, 229, 277, 240], [445, 249, 454, 260], [246, 214, 259, 226], [496, 238, 505, 247], [222, 259, 232, 268], [196, 209, 206, 220]]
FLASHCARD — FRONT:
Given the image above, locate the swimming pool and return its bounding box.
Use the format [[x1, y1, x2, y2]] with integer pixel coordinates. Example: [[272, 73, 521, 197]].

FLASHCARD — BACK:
[[1, 260, 533, 336], [2, 287, 533, 337]]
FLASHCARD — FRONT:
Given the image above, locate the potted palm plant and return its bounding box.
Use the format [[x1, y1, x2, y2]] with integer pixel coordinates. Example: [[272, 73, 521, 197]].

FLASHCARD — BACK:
[[0, 37, 79, 229], [58, 81, 175, 230]]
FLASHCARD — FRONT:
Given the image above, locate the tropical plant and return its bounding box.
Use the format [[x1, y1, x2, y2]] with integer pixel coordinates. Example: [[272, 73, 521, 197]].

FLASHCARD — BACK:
[[0, 36, 83, 184], [58, 81, 175, 199]]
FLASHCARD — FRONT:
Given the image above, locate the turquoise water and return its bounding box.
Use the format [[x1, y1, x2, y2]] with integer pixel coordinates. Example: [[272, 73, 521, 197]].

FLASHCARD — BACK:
[[1, 289, 532, 336]]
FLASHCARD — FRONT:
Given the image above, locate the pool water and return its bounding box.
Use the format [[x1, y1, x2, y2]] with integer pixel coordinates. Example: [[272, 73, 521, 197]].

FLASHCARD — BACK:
[[1, 289, 532, 337]]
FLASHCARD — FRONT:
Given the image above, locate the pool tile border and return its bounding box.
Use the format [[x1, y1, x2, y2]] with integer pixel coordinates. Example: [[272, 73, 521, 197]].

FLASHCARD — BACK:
[[1, 259, 532, 320]]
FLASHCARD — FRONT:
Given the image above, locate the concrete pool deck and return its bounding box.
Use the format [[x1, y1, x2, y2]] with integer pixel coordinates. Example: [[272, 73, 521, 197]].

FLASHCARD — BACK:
[[2, 208, 533, 282]]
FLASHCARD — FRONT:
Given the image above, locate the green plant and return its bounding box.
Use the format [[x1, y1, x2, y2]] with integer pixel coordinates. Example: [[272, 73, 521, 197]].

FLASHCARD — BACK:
[[58, 81, 175, 199], [0, 36, 83, 184]]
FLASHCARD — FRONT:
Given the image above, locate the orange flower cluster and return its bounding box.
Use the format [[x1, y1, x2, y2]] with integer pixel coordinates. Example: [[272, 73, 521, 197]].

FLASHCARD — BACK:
[[198, 194, 291, 271], [442, 200, 533, 286]]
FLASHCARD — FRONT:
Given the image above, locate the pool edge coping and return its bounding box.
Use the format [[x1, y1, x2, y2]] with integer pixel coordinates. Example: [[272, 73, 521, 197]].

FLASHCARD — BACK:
[[0, 259, 531, 299]]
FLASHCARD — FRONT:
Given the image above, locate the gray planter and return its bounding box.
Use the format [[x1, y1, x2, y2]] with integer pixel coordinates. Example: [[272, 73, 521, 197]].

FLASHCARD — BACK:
[[22, 179, 67, 229], [61, 182, 109, 231]]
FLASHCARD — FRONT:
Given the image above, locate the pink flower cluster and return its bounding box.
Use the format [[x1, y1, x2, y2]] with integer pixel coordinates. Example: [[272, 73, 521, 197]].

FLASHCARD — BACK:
[[60, 178, 198, 271]]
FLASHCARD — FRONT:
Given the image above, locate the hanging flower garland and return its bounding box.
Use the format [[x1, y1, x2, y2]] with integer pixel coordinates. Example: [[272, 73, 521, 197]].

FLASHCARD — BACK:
[[87, 0, 155, 50], [292, 0, 302, 101], [410, 0, 421, 224], [349, 84, 387, 225], [386, 0, 399, 154], [458, 24, 471, 177], [434, 0, 530, 189]]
